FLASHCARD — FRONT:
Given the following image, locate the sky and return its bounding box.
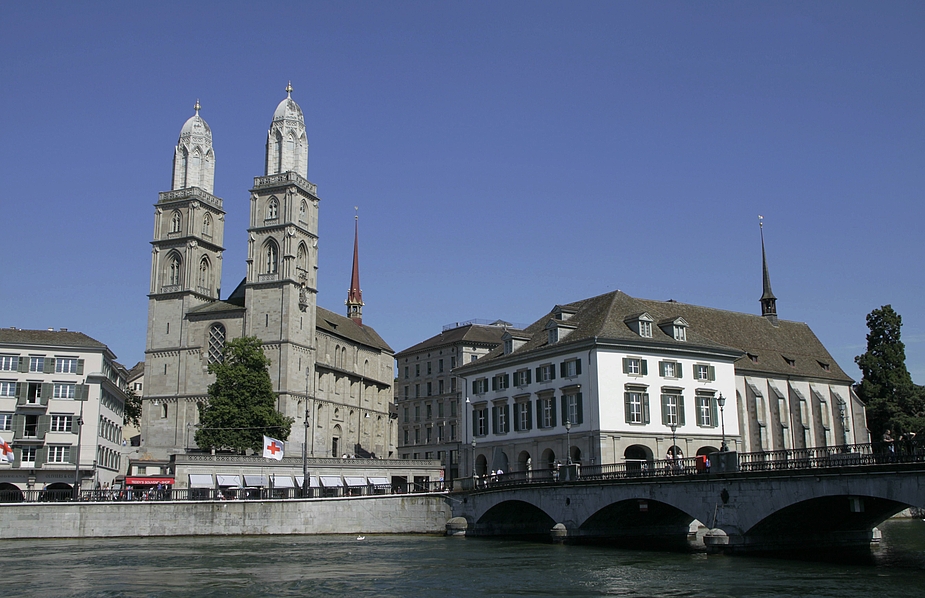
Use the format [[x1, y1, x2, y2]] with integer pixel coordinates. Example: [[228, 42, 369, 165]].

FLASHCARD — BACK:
[[1, 2, 923, 383]]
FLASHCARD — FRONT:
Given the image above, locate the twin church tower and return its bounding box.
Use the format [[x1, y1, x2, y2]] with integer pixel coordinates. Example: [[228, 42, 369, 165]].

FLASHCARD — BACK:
[[142, 86, 394, 461]]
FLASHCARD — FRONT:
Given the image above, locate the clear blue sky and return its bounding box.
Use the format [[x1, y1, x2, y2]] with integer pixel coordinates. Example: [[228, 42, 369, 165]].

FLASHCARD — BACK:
[[2, 2, 923, 383]]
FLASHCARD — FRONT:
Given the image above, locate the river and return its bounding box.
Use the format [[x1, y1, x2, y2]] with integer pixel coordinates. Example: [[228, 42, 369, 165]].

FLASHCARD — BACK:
[[3, 518, 923, 597]]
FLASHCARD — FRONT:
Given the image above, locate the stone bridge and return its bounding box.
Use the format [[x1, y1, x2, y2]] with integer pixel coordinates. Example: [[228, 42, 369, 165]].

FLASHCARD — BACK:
[[449, 451, 925, 554]]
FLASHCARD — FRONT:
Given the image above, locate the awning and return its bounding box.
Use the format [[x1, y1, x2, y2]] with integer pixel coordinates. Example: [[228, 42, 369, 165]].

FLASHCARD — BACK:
[[189, 474, 213, 488], [216, 475, 241, 488], [270, 475, 294, 488], [294, 476, 320, 488], [125, 477, 175, 486], [243, 475, 267, 487], [320, 476, 343, 487], [368, 477, 390, 486], [344, 477, 367, 487]]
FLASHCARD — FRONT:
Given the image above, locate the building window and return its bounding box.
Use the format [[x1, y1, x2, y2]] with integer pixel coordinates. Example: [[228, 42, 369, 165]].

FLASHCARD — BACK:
[[450, 423, 457, 440], [474, 407, 488, 436], [402, 407, 409, 423], [427, 362, 432, 375], [168, 254, 182, 286], [472, 379, 489, 395], [267, 197, 279, 220], [0, 355, 17, 371], [50, 415, 73, 432], [0, 413, 12, 430], [265, 242, 279, 274], [624, 389, 649, 424], [415, 429, 421, 444], [299, 200, 307, 222], [450, 356, 457, 368], [403, 429, 409, 445], [695, 364, 715, 381], [540, 396, 556, 428], [622, 357, 647, 376], [404, 366, 409, 379], [438, 379, 444, 394], [20, 447, 36, 465], [29, 357, 45, 372], [438, 359, 444, 373], [55, 358, 78, 374], [514, 402, 532, 431], [514, 369, 531, 387], [492, 403, 510, 434], [491, 373, 509, 391], [697, 392, 717, 428], [208, 324, 226, 364], [661, 392, 685, 426], [639, 320, 652, 338], [426, 427, 432, 443], [53, 383, 76, 399], [170, 210, 182, 233], [437, 426, 444, 442], [437, 401, 444, 418], [673, 325, 686, 341], [561, 359, 580, 378], [659, 361, 681, 379], [451, 378, 457, 393], [0, 382, 16, 397], [202, 213, 212, 236], [415, 384, 420, 398], [450, 399, 457, 416], [47, 446, 71, 463], [426, 403, 433, 419], [414, 405, 420, 422], [426, 382, 432, 397], [562, 392, 582, 425]]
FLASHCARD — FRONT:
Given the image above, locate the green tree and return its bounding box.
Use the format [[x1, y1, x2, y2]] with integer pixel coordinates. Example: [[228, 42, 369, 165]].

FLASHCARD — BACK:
[[194, 336, 293, 453], [123, 386, 142, 428], [855, 305, 925, 439]]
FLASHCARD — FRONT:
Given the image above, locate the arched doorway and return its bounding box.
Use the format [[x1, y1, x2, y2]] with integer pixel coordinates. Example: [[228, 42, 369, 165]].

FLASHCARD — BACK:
[[541, 448, 556, 469], [475, 454, 488, 477], [494, 451, 509, 474], [697, 445, 719, 456], [0, 482, 23, 503], [666, 446, 683, 459], [569, 446, 582, 464], [332, 424, 342, 458], [624, 444, 653, 475], [517, 451, 532, 472], [40, 482, 72, 502]]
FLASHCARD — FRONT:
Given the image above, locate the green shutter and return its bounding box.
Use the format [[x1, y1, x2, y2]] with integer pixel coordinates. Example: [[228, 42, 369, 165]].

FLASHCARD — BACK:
[[526, 401, 533, 430], [503, 374, 509, 389], [472, 411, 478, 437], [44, 358, 55, 374], [641, 360, 648, 376], [535, 367, 541, 381], [678, 395, 686, 426], [76, 384, 89, 401], [661, 395, 669, 425], [491, 407, 498, 434], [551, 398, 557, 427], [12, 447, 22, 466], [37, 415, 50, 438], [561, 395, 568, 424], [708, 366, 716, 382], [576, 392, 583, 425], [18, 357, 27, 373], [11, 414, 24, 439], [76, 359, 84, 375], [525, 369, 532, 384], [643, 393, 650, 424], [659, 361, 666, 376], [710, 397, 719, 428], [34, 447, 47, 467], [41, 383, 53, 403], [575, 359, 581, 375], [16, 383, 27, 405], [677, 363, 683, 379], [560, 362, 567, 378], [624, 393, 632, 422], [513, 404, 520, 432], [549, 366, 555, 380], [536, 399, 543, 429], [622, 358, 629, 374], [503, 404, 510, 432]]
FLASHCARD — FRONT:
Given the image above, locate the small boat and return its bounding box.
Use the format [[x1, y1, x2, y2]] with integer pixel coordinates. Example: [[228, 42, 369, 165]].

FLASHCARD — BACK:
[[356, 535, 366, 541]]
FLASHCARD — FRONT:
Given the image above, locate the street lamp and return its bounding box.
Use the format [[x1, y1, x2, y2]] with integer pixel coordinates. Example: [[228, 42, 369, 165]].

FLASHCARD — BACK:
[[565, 420, 572, 465], [471, 440, 477, 479], [72, 411, 84, 500], [717, 393, 727, 452], [669, 422, 678, 473]]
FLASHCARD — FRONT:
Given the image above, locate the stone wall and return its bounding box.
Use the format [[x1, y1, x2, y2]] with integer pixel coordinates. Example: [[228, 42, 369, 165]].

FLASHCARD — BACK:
[[0, 494, 451, 539]]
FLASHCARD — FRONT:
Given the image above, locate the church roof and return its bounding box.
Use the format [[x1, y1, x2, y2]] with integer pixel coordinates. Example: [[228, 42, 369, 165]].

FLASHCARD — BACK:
[[179, 100, 211, 139], [395, 323, 512, 359], [186, 300, 245, 315], [316, 306, 392, 354]]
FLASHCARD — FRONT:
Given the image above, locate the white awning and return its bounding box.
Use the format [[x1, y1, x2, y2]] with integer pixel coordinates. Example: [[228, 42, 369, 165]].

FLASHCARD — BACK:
[[271, 475, 294, 488], [368, 477, 390, 486], [244, 475, 267, 487], [344, 477, 367, 487], [320, 476, 343, 487], [216, 475, 241, 488], [189, 474, 213, 488]]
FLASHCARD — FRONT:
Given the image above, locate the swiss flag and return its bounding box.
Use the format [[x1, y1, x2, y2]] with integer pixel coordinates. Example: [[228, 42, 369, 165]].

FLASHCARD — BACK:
[[263, 435, 284, 461], [0, 435, 14, 463]]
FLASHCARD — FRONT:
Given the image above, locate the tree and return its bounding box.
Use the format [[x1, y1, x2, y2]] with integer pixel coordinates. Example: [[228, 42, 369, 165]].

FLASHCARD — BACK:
[[123, 386, 142, 428], [855, 305, 925, 439], [194, 336, 293, 453]]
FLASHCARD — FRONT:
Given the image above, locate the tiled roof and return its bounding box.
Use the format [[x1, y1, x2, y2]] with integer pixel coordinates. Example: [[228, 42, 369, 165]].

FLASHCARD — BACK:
[[316, 307, 393, 354], [127, 361, 145, 381], [395, 323, 511, 359], [187, 300, 246, 315], [0, 328, 109, 351]]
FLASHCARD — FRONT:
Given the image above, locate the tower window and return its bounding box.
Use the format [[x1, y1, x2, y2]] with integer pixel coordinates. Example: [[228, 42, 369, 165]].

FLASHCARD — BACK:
[[265, 242, 279, 274], [170, 210, 182, 234], [202, 213, 212, 237], [267, 197, 279, 220], [299, 200, 307, 223], [297, 243, 307, 271], [198, 258, 211, 290], [208, 324, 226, 364], [167, 254, 182, 286]]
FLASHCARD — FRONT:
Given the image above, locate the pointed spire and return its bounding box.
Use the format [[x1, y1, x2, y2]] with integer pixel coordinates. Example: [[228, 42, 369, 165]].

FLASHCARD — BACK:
[[759, 215, 778, 324], [194, 99, 201, 115], [346, 207, 364, 325]]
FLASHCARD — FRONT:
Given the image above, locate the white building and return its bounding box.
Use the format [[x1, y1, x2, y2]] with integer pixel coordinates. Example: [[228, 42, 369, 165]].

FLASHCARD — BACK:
[[0, 328, 129, 496]]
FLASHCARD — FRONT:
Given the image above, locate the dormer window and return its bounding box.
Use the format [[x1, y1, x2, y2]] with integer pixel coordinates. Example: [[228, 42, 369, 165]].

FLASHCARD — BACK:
[[640, 321, 652, 338], [545, 320, 576, 344], [504, 339, 513, 354], [502, 331, 529, 355], [673, 325, 686, 341], [552, 305, 578, 321], [625, 313, 654, 338], [658, 317, 689, 341]]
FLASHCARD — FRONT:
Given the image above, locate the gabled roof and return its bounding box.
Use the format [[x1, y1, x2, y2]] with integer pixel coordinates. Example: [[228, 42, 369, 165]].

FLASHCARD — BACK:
[[316, 306, 392, 354], [186, 300, 246, 315], [395, 323, 512, 359], [0, 328, 109, 351]]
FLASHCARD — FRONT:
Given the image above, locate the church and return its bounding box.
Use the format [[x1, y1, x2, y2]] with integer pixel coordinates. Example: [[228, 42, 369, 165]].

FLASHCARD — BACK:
[[140, 86, 395, 462]]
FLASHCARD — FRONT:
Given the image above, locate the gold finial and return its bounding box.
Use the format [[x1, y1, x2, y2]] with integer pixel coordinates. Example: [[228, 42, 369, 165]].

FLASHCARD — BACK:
[[354, 206, 358, 221], [286, 81, 293, 97], [759, 214, 764, 229], [194, 99, 201, 115]]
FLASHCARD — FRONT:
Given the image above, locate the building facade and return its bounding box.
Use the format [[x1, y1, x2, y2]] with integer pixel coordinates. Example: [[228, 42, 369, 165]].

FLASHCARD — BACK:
[[0, 329, 129, 495], [141, 87, 394, 463], [393, 321, 511, 480]]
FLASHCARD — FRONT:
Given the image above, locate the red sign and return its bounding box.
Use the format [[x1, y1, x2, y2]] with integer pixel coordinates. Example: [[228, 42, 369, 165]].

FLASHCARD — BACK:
[[125, 477, 175, 486]]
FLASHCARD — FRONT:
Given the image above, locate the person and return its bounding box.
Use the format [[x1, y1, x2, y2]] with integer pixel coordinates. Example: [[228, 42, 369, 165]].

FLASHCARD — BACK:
[[883, 429, 895, 454]]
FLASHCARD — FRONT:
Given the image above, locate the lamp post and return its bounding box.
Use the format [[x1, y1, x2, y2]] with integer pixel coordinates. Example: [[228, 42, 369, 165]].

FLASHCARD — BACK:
[[669, 422, 678, 473], [471, 440, 477, 480], [717, 393, 727, 452], [565, 420, 572, 465], [72, 409, 84, 500]]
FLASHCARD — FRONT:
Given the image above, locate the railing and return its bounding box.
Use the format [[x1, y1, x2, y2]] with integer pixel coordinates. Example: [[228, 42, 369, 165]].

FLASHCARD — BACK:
[[0, 479, 450, 504]]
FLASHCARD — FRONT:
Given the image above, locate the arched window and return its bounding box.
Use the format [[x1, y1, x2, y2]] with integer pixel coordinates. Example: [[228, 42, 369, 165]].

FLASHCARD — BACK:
[[297, 243, 307, 271], [202, 213, 212, 237], [299, 200, 307, 222], [167, 254, 182, 286], [265, 241, 278, 274], [208, 324, 226, 364], [198, 257, 211, 289], [267, 197, 279, 220], [170, 211, 182, 234]]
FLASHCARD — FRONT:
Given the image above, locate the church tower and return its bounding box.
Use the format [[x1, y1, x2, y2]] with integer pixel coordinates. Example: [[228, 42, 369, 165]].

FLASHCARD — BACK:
[[759, 216, 778, 325], [346, 212, 364, 325], [244, 83, 319, 427]]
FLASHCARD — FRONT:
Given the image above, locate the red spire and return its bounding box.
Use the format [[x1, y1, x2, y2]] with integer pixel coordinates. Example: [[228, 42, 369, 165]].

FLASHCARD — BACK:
[[346, 210, 364, 324]]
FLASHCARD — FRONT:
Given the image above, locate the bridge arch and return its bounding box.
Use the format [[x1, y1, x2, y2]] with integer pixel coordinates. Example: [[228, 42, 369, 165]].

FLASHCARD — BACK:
[[579, 498, 696, 549], [473, 499, 557, 538]]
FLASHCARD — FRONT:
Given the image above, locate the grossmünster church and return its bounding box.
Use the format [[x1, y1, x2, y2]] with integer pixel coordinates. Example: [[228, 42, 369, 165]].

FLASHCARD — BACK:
[[141, 85, 395, 462]]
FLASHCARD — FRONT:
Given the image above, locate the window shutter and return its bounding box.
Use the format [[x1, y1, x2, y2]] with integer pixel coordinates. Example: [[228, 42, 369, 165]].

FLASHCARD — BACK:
[[472, 381, 477, 395], [661, 395, 669, 425], [66, 445, 75, 464], [624, 393, 632, 422], [491, 377, 497, 391], [12, 447, 21, 466], [676, 363, 682, 379], [535, 367, 542, 381], [491, 407, 499, 434], [503, 374, 509, 388], [659, 361, 666, 376], [41, 383, 53, 403], [678, 395, 686, 426], [710, 397, 719, 428], [536, 399, 543, 429], [641, 360, 648, 375], [18, 357, 27, 373], [622, 358, 629, 374], [708, 366, 716, 382], [76, 384, 89, 401], [560, 362, 567, 378], [526, 369, 532, 384], [576, 392, 583, 424], [526, 401, 533, 430], [11, 414, 24, 439], [37, 415, 50, 438], [513, 405, 520, 432], [575, 359, 581, 375], [472, 411, 478, 437], [44, 358, 55, 374], [35, 447, 47, 467], [643, 393, 650, 424], [550, 399, 557, 427], [503, 404, 510, 432], [550, 366, 555, 380], [16, 383, 27, 405], [76, 359, 84, 375], [561, 396, 568, 424]]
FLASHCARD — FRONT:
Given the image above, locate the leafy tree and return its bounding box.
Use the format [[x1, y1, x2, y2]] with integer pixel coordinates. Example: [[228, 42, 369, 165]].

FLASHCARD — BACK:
[[195, 336, 293, 453], [855, 305, 925, 439], [123, 386, 142, 428]]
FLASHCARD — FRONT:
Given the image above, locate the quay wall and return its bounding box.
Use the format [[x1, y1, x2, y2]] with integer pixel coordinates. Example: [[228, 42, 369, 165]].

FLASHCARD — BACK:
[[0, 494, 451, 539]]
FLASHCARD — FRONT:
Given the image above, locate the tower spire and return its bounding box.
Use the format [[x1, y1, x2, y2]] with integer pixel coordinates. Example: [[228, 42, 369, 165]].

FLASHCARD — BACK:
[[346, 207, 364, 325], [759, 215, 778, 324]]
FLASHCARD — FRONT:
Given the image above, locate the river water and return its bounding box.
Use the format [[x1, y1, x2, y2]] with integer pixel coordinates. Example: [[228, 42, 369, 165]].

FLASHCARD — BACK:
[[4, 518, 924, 597]]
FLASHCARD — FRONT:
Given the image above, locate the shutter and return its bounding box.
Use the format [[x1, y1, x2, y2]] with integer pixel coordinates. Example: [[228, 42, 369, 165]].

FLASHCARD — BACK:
[[535, 367, 542, 381], [561, 395, 568, 424], [526, 401, 533, 430], [503, 404, 510, 432], [624, 393, 632, 423], [41, 383, 53, 403], [513, 404, 520, 432], [472, 381, 477, 395], [708, 366, 716, 382], [11, 414, 24, 439], [643, 393, 650, 424], [472, 411, 478, 437], [575, 359, 581, 375], [641, 360, 648, 375], [76, 384, 89, 401], [560, 362, 567, 378], [35, 446, 47, 467], [678, 395, 686, 426], [503, 374, 509, 389], [491, 377, 497, 391], [13, 447, 21, 466], [710, 397, 719, 428], [526, 369, 532, 384], [44, 358, 55, 374], [661, 395, 669, 425], [18, 357, 27, 373], [659, 361, 666, 376], [550, 366, 556, 380], [536, 400, 543, 429], [76, 359, 84, 375], [550, 398, 557, 427], [16, 383, 27, 405], [66, 445, 76, 464], [37, 415, 50, 438], [576, 392, 583, 425], [491, 407, 499, 434], [622, 358, 629, 374]]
